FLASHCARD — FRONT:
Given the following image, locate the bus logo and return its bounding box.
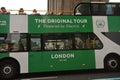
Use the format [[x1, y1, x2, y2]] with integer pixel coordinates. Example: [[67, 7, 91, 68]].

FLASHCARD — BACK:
[[0, 20, 7, 26], [96, 19, 105, 28]]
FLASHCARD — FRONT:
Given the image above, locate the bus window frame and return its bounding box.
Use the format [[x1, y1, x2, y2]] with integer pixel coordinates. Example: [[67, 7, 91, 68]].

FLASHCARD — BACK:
[[42, 32, 103, 51], [74, 3, 120, 16], [74, 32, 103, 50], [9, 33, 28, 52], [0, 33, 8, 52], [30, 34, 42, 51], [0, 33, 28, 52], [43, 33, 74, 51], [102, 32, 120, 46], [0, 33, 103, 53]]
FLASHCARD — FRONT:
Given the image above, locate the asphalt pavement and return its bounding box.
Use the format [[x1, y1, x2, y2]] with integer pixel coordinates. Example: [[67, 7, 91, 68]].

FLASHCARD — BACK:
[[16, 70, 120, 80]]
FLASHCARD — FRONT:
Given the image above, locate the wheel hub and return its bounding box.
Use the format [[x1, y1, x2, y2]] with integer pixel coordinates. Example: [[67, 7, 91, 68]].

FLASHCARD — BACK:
[[108, 59, 118, 69], [3, 66, 12, 74]]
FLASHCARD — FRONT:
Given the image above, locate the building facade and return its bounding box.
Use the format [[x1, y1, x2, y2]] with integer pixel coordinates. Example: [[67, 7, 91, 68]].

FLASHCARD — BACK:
[[47, 0, 109, 15]]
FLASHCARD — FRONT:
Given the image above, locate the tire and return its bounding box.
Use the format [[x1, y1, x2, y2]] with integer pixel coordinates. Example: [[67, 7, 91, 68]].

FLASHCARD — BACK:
[[104, 55, 120, 72], [0, 59, 20, 79]]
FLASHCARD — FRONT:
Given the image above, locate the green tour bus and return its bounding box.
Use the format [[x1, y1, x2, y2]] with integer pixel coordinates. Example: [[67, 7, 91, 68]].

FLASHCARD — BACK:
[[0, 2, 120, 79]]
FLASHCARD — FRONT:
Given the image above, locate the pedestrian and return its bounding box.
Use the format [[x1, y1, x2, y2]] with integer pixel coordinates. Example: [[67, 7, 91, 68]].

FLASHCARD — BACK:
[[18, 8, 26, 15], [0, 7, 10, 14]]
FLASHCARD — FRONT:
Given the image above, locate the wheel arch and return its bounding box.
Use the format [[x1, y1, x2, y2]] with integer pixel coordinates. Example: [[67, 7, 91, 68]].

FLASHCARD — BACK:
[[0, 57, 20, 72], [104, 52, 120, 71], [104, 53, 120, 61]]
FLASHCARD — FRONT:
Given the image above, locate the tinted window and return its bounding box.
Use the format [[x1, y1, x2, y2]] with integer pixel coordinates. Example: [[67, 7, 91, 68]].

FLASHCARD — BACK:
[[113, 4, 120, 15], [0, 33, 27, 52], [43, 33, 72, 50], [74, 3, 120, 16], [91, 3, 106, 15], [30, 34, 41, 51], [103, 32, 120, 45], [75, 33, 103, 49], [0, 34, 7, 52], [75, 3, 91, 15]]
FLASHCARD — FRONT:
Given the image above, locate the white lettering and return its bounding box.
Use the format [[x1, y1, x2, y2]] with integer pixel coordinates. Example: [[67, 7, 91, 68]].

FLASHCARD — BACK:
[[35, 19, 88, 24], [35, 19, 46, 23], [0, 21, 7, 26], [74, 19, 87, 23], [47, 19, 73, 24], [51, 54, 74, 59]]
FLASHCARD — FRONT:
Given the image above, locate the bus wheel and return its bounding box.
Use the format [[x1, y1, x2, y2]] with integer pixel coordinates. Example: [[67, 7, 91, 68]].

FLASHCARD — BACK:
[[0, 59, 20, 79], [104, 55, 120, 72]]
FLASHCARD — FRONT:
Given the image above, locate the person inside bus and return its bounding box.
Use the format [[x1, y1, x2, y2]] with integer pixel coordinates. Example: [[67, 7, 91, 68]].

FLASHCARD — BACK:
[[114, 4, 120, 15], [44, 42, 55, 50], [58, 12, 63, 15], [7, 43, 14, 51], [76, 4, 91, 15], [75, 37, 83, 49], [32, 9, 40, 15], [0, 43, 7, 51], [106, 4, 113, 15], [75, 9, 82, 15], [0, 7, 10, 14], [18, 39, 25, 51], [46, 12, 54, 15], [100, 4, 106, 15], [18, 8, 26, 15]]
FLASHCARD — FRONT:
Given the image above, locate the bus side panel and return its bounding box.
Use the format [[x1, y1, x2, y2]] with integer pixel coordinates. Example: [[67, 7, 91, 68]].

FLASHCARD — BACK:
[[10, 52, 28, 73], [28, 15, 93, 33], [28, 50, 95, 73], [92, 16, 108, 69], [108, 16, 120, 32], [10, 15, 28, 33], [0, 52, 9, 59], [28, 52, 43, 73], [0, 15, 9, 33]]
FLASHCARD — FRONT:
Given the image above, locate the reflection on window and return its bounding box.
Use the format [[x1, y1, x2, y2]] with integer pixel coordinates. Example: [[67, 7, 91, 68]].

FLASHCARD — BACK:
[[30, 35, 41, 51], [114, 4, 120, 15], [75, 33, 102, 49], [0, 36, 7, 52], [91, 4, 106, 15], [75, 4, 91, 15], [106, 4, 113, 15], [8, 33, 27, 52], [0, 33, 27, 52], [44, 34, 72, 50], [74, 3, 120, 16], [103, 32, 120, 46]]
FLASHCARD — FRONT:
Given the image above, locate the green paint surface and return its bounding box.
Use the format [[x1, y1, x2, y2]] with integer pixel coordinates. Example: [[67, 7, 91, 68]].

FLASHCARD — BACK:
[[108, 16, 120, 32], [0, 52, 9, 59], [29, 50, 95, 73], [28, 15, 93, 33], [0, 15, 9, 33]]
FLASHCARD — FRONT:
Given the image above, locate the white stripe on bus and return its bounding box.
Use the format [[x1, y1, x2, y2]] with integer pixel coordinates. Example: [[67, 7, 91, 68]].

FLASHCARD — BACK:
[[10, 52, 28, 73]]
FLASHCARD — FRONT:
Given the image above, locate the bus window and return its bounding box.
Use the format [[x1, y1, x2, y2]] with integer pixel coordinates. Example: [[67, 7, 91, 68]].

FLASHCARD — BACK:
[[75, 33, 103, 49], [91, 3, 106, 15], [103, 32, 120, 46], [113, 4, 120, 15], [74, 3, 120, 16], [106, 4, 113, 15], [43, 33, 73, 50], [30, 35, 41, 51], [75, 3, 91, 15], [0, 34, 7, 52], [5, 33, 27, 52]]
